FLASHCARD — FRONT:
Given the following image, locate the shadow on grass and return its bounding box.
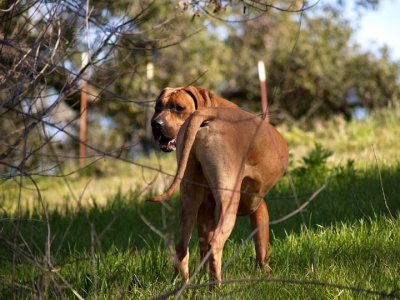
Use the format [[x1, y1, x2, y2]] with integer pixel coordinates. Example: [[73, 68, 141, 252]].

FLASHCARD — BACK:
[[266, 162, 400, 238], [1, 163, 399, 262]]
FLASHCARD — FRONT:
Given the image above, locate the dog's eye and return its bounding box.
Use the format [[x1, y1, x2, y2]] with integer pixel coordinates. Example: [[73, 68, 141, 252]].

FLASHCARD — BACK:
[[173, 105, 184, 113], [155, 105, 163, 113]]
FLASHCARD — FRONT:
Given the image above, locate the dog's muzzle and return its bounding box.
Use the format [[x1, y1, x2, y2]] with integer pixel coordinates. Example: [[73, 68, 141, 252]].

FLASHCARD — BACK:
[[151, 119, 177, 152]]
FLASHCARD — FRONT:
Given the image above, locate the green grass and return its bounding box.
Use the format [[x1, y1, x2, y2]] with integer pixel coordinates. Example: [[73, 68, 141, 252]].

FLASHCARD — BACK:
[[1, 109, 400, 298], [1, 160, 399, 298]]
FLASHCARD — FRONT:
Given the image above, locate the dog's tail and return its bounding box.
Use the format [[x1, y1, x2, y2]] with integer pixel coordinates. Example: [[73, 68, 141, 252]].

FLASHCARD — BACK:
[[147, 110, 214, 202]]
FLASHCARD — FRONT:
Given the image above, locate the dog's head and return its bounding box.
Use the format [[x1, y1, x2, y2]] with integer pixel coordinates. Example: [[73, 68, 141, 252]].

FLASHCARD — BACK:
[[151, 86, 213, 152]]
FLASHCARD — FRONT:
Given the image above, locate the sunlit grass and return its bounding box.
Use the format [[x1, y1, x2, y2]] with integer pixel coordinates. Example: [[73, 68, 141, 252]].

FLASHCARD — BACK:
[[0, 153, 177, 212], [281, 108, 400, 164]]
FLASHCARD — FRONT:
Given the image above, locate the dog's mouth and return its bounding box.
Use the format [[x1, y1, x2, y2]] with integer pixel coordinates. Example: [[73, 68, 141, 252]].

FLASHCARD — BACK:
[[158, 135, 176, 152]]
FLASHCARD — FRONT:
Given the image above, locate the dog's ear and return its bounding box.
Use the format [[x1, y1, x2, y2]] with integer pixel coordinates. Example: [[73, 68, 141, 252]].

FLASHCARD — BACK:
[[183, 86, 214, 108], [154, 88, 166, 104], [155, 87, 174, 104]]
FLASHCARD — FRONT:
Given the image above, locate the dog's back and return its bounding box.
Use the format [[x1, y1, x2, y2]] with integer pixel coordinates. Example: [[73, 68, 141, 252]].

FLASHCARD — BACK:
[[176, 107, 288, 213]]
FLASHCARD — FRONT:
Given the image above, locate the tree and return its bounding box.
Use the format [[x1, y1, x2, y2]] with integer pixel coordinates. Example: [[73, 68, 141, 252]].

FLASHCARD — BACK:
[[1, 0, 398, 174], [215, 3, 400, 122], [0, 1, 187, 172]]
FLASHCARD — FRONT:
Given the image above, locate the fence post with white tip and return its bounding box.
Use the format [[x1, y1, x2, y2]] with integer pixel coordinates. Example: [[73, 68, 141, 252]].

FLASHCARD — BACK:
[[258, 60, 269, 121]]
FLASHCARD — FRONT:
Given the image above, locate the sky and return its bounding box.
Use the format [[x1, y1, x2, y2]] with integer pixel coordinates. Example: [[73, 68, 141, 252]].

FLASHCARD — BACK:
[[349, 0, 400, 60]]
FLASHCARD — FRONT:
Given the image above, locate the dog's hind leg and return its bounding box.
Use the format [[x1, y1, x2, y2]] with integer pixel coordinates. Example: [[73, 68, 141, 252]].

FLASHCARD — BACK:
[[208, 189, 241, 284], [175, 182, 203, 283], [197, 189, 216, 274], [250, 200, 271, 274]]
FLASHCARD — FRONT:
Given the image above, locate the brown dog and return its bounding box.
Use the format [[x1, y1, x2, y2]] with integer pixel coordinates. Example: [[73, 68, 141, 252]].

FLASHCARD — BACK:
[[151, 86, 238, 152], [148, 106, 288, 284]]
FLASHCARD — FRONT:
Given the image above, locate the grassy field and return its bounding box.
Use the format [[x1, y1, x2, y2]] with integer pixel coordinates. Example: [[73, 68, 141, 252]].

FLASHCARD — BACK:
[[1, 110, 399, 299]]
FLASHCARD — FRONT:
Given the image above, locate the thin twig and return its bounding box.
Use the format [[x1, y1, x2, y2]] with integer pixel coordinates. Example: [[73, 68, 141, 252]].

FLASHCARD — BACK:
[[153, 276, 400, 300], [372, 145, 393, 219]]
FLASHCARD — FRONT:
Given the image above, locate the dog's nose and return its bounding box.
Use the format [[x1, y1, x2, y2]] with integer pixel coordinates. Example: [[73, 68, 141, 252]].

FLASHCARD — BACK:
[[151, 119, 164, 128]]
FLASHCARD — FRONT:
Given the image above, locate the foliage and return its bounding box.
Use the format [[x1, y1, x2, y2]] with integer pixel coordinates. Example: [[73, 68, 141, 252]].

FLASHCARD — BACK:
[[83, 0, 400, 142], [283, 107, 400, 166], [289, 143, 360, 193], [218, 5, 400, 122], [292, 143, 333, 186], [1, 0, 399, 173]]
